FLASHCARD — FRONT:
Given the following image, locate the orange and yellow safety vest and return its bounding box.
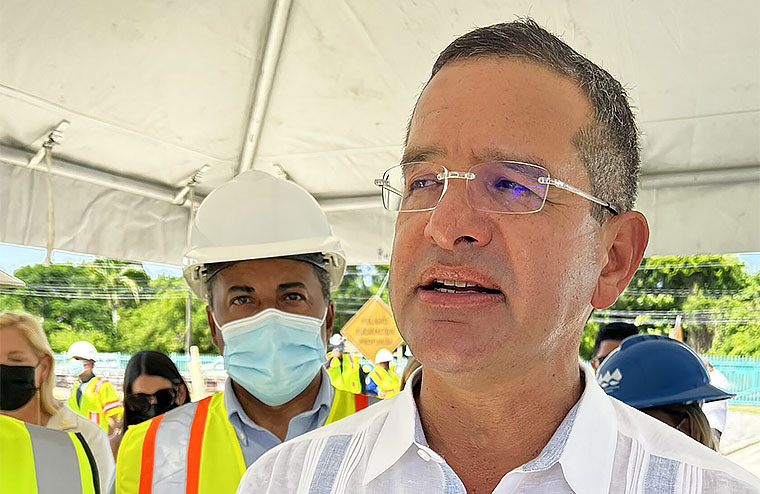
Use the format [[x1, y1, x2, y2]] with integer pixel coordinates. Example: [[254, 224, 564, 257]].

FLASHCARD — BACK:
[[68, 375, 124, 433], [116, 387, 368, 494]]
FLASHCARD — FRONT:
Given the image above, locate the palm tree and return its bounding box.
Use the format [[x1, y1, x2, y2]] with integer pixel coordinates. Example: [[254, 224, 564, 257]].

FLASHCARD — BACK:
[[87, 260, 149, 333]]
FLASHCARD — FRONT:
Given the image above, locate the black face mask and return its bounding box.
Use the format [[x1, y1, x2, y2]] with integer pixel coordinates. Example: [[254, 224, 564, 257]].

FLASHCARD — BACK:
[[0, 364, 38, 411], [125, 387, 180, 426]]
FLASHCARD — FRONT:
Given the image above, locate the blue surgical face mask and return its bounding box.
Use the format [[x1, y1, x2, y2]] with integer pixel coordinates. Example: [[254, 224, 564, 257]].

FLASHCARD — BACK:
[[68, 358, 85, 376], [215, 308, 328, 406]]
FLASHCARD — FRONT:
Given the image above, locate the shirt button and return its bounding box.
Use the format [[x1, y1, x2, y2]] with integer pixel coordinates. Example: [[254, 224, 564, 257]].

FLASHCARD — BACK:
[[417, 446, 445, 464], [417, 449, 432, 462], [427, 449, 445, 464]]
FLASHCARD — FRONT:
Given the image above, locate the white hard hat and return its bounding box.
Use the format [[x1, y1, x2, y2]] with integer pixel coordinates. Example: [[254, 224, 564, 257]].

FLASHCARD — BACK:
[[375, 348, 393, 364], [183, 170, 346, 300], [329, 334, 344, 348], [67, 341, 98, 361], [0, 268, 24, 288]]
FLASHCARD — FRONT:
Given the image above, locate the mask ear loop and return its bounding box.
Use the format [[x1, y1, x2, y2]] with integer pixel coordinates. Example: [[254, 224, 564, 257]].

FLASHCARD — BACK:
[[33, 358, 44, 426], [319, 307, 329, 325]]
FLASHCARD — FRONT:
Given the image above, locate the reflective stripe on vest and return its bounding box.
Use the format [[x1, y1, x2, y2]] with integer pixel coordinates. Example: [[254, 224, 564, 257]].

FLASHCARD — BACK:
[[0, 415, 98, 494], [126, 394, 243, 494], [120, 387, 368, 494]]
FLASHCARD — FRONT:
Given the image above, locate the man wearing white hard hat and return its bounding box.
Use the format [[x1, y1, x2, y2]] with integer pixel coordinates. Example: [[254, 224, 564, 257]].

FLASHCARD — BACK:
[[116, 170, 369, 494], [367, 349, 400, 399], [67, 340, 124, 436]]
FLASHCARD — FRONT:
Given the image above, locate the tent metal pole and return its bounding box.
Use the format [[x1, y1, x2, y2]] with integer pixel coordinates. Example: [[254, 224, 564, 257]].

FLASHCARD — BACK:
[[0, 143, 194, 206], [3, 141, 758, 212], [639, 166, 760, 189], [237, 0, 294, 175]]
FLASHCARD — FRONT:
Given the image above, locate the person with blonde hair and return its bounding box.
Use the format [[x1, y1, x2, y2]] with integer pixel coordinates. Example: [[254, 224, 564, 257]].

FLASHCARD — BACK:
[[0, 311, 115, 489], [596, 334, 733, 451]]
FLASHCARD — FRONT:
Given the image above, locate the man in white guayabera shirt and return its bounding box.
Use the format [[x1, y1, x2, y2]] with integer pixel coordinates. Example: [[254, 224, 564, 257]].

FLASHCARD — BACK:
[[237, 18, 760, 494]]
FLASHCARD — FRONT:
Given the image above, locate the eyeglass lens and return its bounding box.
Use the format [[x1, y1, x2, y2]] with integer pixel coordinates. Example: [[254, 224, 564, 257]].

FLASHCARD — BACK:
[[384, 162, 549, 213], [126, 387, 177, 413]]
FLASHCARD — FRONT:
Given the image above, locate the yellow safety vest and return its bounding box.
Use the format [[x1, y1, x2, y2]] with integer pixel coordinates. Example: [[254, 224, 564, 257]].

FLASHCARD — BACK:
[[0, 414, 100, 494], [68, 375, 124, 433], [369, 365, 401, 398], [116, 387, 368, 494], [327, 354, 363, 394]]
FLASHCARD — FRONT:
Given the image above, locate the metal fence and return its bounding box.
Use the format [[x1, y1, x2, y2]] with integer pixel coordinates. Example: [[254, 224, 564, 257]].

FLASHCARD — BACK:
[[704, 355, 760, 406], [53, 352, 760, 406], [54, 352, 226, 396], [54, 351, 221, 374]]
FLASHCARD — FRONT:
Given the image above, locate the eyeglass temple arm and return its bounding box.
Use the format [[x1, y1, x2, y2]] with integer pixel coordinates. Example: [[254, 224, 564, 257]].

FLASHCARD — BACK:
[[540, 177, 620, 216], [374, 178, 403, 197]]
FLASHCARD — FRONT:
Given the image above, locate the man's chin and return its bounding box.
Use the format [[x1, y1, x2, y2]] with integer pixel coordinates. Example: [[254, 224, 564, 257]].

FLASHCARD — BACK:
[[412, 345, 492, 375]]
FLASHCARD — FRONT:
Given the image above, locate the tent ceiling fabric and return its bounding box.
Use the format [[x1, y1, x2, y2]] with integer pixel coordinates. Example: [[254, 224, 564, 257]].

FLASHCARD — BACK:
[[0, 0, 758, 266]]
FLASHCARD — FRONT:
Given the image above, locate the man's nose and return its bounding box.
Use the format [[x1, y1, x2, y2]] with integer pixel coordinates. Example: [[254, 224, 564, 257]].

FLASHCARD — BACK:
[[423, 179, 492, 250]]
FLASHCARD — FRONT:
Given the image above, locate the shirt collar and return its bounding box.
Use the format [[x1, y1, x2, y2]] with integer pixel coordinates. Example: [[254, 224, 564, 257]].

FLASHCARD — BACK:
[[363, 367, 421, 485], [224, 367, 335, 434], [554, 364, 617, 494], [363, 365, 618, 492]]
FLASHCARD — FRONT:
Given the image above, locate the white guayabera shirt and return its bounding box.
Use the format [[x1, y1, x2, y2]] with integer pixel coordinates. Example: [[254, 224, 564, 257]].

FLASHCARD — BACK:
[[237, 367, 759, 494]]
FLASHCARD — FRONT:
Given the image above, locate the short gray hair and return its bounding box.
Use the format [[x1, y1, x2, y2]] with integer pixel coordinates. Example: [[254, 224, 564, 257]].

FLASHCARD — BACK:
[[413, 18, 639, 220]]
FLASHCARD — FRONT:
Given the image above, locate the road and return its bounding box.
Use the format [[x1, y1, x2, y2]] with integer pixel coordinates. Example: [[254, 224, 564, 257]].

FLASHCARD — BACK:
[[721, 409, 760, 479]]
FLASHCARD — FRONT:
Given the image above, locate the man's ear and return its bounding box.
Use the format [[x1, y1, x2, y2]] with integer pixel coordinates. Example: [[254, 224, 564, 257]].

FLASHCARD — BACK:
[[206, 306, 223, 351], [592, 211, 649, 309]]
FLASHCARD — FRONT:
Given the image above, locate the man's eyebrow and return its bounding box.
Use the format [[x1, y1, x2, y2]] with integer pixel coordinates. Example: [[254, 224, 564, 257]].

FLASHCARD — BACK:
[[474, 148, 547, 166], [227, 285, 255, 294], [400, 145, 446, 164], [277, 282, 308, 291]]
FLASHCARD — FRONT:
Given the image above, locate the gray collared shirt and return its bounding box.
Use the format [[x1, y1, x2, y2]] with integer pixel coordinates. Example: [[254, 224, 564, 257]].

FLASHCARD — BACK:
[[224, 367, 335, 467]]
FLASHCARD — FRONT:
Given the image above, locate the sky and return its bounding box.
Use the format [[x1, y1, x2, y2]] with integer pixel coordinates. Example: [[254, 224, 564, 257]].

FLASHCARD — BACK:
[[0, 243, 182, 279], [0, 242, 759, 278]]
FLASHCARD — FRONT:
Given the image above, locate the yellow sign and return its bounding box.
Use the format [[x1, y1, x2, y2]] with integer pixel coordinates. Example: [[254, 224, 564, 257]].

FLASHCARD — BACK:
[[340, 296, 402, 362]]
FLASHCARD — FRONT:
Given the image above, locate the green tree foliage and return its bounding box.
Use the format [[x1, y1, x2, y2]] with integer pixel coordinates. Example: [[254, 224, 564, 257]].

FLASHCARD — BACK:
[[578, 320, 600, 361], [2, 256, 756, 357], [2, 262, 147, 351], [116, 277, 215, 354], [0, 263, 214, 353], [331, 265, 390, 335], [582, 255, 760, 359]]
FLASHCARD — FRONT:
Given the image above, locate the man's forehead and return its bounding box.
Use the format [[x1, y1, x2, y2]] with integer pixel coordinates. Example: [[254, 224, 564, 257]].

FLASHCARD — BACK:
[[214, 258, 318, 286], [401, 144, 548, 167], [404, 58, 592, 175]]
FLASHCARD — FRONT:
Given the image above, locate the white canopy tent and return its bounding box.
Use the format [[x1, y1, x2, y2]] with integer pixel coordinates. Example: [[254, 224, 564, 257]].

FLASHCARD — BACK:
[[1, 0, 758, 266], [0, 267, 24, 287]]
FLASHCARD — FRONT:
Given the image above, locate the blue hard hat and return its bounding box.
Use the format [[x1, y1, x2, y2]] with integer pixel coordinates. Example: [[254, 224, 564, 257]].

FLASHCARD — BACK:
[[596, 334, 734, 409]]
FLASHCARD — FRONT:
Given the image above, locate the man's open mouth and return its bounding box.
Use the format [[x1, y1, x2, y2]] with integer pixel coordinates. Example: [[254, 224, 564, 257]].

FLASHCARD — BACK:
[[420, 279, 502, 295]]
